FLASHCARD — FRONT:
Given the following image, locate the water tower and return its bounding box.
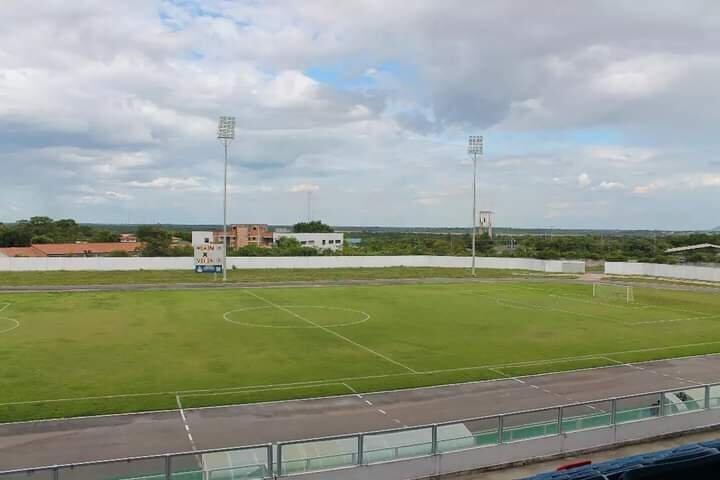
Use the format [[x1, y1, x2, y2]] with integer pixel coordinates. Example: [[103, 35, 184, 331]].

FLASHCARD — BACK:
[[478, 211, 495, 239]]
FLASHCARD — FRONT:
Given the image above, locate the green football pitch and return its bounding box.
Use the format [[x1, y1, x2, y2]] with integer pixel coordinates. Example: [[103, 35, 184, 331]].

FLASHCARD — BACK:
[[1, 280, 719, 422]]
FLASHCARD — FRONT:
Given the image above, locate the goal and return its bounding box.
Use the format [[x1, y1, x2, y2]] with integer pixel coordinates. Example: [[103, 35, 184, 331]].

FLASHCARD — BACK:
[[592, 283, 634, 303]]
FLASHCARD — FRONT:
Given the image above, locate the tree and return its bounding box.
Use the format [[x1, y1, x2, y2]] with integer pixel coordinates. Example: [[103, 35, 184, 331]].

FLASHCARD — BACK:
[[293, 221, 333, 233], [91, 230, 120, 243], [0, 228, 32, 247], [138, 226, 173, 256], [30, 235, 54, 244]]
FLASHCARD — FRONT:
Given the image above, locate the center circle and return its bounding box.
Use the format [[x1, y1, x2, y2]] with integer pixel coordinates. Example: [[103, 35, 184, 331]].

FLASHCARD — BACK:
[[0, 317, 20, 335], [223, 305, 370, 329]]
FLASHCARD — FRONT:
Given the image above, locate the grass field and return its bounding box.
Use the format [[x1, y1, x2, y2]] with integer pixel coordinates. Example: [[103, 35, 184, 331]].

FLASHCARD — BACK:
[[1, 280, 720, 423], [0, 267, 528, 286]]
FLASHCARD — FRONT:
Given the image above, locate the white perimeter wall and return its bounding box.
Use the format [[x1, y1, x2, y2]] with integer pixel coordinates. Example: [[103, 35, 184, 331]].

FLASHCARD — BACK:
[[0, 256, 585, 273], [605, 262, 720, 283]]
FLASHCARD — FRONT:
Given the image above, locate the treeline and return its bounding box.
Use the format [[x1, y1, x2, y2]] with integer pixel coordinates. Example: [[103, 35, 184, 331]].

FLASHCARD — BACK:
[[3, 217, 718, 264], [341, 231, 720, 264], [0, 217, 119, 247]]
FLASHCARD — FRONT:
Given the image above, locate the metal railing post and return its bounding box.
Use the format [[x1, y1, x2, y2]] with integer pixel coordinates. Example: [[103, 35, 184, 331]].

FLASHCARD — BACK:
[[267, 443, 274, 478], [705, 385, 712, 410], [277, 443, 283, 477], [52, 467, 59, 480], [611, 399, 617, 426], [659, 393, 666, 417], [164, 455, 171, 480], [431, 424, 438, 454], [357, 434, 364, 465], [498, 415, 505, 444], [558, 407, 564, 435]]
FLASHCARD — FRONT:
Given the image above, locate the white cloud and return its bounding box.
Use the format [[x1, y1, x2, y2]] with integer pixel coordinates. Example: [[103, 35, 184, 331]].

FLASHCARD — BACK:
[[125, 177, 206, 190], [1, 1, 719, 228], [289, 183, 320, 193], [105, 191, 133, 200], [633, 174, 720, 195], [577, 173, 592, 188], [595, 181, 626, 191]]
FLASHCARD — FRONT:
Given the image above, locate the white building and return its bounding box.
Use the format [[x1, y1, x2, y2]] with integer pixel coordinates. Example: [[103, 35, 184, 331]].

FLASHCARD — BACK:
[[273, 232, 344, 251]]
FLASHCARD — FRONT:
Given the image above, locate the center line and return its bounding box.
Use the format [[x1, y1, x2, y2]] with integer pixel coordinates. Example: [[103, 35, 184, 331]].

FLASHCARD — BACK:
[[244, 290, 417, 373]]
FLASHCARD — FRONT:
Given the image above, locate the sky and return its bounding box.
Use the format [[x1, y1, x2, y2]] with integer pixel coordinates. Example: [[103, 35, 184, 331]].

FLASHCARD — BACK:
[[0, 1, 718, 230]]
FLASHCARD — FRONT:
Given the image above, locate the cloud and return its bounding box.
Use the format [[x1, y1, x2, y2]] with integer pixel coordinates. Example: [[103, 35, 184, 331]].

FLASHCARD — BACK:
[[105, 191, 134, 200], [595, 181, 626, 191], [1, 1, 719, 229], [633, 174, 720, 195], [125, 177, 206, 190], [577, 173, 592, 188], [289, 183, 320, 193]]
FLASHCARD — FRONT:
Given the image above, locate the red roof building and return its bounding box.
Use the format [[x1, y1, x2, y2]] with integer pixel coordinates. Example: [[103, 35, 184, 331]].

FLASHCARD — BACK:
[[0, 242, 143, 257]]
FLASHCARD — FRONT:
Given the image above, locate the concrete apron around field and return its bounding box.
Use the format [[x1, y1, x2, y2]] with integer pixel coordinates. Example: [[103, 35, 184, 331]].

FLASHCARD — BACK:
[[2, 354, 720, 471]]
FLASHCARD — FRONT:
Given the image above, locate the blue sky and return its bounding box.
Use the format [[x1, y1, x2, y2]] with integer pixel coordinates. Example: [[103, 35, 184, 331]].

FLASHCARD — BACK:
[[0, 1, 718, 229]]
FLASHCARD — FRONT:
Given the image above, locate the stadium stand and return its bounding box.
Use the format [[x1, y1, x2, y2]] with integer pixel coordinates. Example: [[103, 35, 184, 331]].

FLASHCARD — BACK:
[[522, 438, 720, 479]]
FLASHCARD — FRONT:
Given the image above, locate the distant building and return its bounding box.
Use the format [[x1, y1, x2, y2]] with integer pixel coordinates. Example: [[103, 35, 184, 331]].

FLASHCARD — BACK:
[[273, 232, 344, 251], [119, 233, 137, 243], [0, 242, 143, 257], [214, 224, 274, 249]]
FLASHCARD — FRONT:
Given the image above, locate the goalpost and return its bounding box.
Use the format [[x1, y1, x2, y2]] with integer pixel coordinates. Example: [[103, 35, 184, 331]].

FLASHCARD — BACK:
[[592, 283, 635, 303]]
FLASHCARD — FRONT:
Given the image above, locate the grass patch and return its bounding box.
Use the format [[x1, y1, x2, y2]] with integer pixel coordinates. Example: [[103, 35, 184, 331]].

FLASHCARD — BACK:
[[0, 267, 526, 287]]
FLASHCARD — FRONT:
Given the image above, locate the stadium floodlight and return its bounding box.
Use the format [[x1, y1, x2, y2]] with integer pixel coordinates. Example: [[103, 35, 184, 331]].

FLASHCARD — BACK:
[[468, 135, 483, 155], [468, 135, 483, 277], [217, 116, 236, 140], [218, 116, 236, 282]]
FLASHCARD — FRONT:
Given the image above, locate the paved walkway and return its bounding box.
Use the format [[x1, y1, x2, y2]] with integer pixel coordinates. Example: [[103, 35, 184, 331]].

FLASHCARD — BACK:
[[2, 354, 720, 470]]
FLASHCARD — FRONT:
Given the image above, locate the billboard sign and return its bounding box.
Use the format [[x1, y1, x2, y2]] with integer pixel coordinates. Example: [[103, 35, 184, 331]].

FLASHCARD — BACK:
[[192, 231, 225, 273]]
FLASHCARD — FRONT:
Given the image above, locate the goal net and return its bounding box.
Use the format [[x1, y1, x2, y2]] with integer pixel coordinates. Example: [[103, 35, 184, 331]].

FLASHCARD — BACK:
[[592, 283, 634, 303]]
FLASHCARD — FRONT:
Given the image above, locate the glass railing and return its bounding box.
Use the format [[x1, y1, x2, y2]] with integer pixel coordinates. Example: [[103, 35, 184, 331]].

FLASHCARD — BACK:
[[4, 383, 720, 479]]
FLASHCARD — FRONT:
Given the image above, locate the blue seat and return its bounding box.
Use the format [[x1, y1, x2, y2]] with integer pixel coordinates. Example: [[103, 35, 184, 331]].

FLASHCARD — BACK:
[[521, 439, 720, 480]]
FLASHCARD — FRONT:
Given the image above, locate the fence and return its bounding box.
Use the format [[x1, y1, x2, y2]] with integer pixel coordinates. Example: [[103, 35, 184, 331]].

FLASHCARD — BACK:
[[605, 262, 720, 283], [4, 383, 720, 480], [0, 256, 585, 273]]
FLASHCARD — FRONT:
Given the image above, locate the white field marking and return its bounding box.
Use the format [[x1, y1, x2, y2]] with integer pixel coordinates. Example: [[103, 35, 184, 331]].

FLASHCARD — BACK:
[[342, 382, 358, 395], [464, 288, 712, 327], [223, 305, 370, 329], [5, 345, 720, 411], [500, 297, 622, 323], [546, 293, 716, 326], [490, 366, 599, 412], [597, 356, 703, 386], [0, 303, 20, 335], [627, 314, 720, 326], [549, 294, 648, 310], [475, 291, 625, 324], [179, 382, 347, 399], [244, 289, 418, 373], [516, 286, 709, 317], [422, 341, 720, 375], [176, 395, 199, 452]]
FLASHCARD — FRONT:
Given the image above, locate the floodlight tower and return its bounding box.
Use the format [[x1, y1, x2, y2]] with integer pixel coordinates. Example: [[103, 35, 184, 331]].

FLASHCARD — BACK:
[[468, 135, 483, 276], [217, 116, 236, 282]]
